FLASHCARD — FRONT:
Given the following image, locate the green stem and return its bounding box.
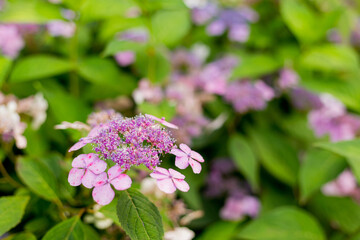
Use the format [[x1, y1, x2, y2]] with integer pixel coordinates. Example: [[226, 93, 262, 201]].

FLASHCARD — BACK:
[[0, 160, 23, 188]]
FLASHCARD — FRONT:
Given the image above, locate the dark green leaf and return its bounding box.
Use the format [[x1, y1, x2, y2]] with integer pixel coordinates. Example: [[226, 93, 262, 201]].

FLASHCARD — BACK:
[[42, 216, 84, 240], [10, 55, 73, 82], [117, 188, 164, 240], [228, 134, 259, 190], [299, 149, 347, 202], [198, 221, 239, 240], [0, 196, 30, 236], [16, 157, 59, 201], [12, 232, 37, 240], [236, 206, 325, 240]]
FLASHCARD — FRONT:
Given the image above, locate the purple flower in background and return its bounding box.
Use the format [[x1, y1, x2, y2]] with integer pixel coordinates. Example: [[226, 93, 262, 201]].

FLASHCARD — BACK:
[[290, 88, 323, 111], [224, 80, 274, 113], [92, 165, 132, 205], [197, 56, 238, 95], [68, 153, 107, 188], [308, 94, 360, 142], [132, 79, 163, 104], [47, 20, 76, 38], [114, 51, 135, 66], [278, 68, 299, 89], [220, 196, 260, 221], [192, 3, 218, 25], [322, 170, 357, 197], [0, 24, 24, 58], [171, 114, 209, 145], [150, 167, 190, 194]]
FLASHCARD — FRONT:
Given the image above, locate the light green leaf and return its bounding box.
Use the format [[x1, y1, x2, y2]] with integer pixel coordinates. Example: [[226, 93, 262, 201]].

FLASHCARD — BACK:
[[248, 128, 299, 186], [117, 188, 164, 240], [10, 55, 73, 83], [232, 54, 281, 79], [198, 221, 239, 240], [78, 57, 136, 95], [309, 194, 360, 234], [299, 149, 347, 202], [236, 207, 325, 240], [0, 56, 12, 87], [152, 9, 191, 46], [12, 232, 37, 240], [135, 51, 171, 83], [42, 216, 84, 240], [0, 196, 30, 236], [137, 101, 176, 121], [16, 157, 59, 201], [300, 45, 358, 72], [228, 134, 259, 190], [102, 40, 146, 57], [99, 200, 121, 226], [316, 140, 360, 184], [81, 0, 136, 21]]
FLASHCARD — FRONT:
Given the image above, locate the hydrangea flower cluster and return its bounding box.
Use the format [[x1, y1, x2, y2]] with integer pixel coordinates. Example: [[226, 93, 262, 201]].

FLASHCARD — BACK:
[[47, 20, 76, 38], [67, 113, 205, 205], [224, 80, 274, 113], [192, 4, 258, 42], [0, 92, 48, 148]]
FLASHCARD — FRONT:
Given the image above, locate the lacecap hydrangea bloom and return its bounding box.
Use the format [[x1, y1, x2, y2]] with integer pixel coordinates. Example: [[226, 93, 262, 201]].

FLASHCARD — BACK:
[[67, 113, 205, 205]]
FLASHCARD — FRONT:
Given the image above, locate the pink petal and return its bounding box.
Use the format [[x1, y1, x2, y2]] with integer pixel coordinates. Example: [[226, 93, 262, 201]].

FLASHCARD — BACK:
[[189, 159, 202, 174], [110, 174, 132, 190], [161, 121, 179, 129], [156, 178, 176, 194], [68, 138, 92, 152], [108, 165, 123, 180], [150, 167, 170, 179], [92, 183, 115, 205], [68, 168, 85, 186], [169, 168, 185, 179], [173, 178, 190, 192], [145, 114, 160, 122], [71, 154, 86, 168], [170, 148, 187, 157], [84, 153, 100, 165], [82, 170, 97, 188], [175, 156, 189, 169], [93, 172, 108, 187], [190, 151, 204, 162], [179, 143, 191, 154], [87, 160, 107, 175]]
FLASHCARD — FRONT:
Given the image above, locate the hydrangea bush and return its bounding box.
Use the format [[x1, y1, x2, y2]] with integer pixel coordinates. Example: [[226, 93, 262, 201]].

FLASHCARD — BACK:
[[1, 0, 360, 239]]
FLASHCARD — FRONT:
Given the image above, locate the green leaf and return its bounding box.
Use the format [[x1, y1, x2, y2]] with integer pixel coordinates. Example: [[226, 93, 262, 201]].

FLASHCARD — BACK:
[[102, 40, 145, 57], [81, 0, 136, 21], [228, 134, 259, 190], [309, 194, 360, 234], [0, 56, 12, 87], [38, 80, 91, 122], [248, 127, 299, 186], [78, 57, 136, 95], [16, 157, 59, 201], [152, 9, 191, 46], [0, 0, 61, 23], [99, 200, 121, 226], [198, 221, 239, 240], [42, 216, 84, 240], [117, 188, 164, 240], [12, 232, 37, 240], [316, 140, 360, 184], [0, 196, 30, 236], [137, 101, 176, 121], [300, 45, 359, 72], [10, 55, 73, 83], [299, 149, 347, 202], [232, 53, 281, 79], [236, 206, 325, 240]]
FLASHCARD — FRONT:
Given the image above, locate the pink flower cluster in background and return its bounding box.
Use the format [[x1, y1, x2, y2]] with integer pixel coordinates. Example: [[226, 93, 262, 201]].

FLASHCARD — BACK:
[[0, 24, 24, 58], [66, 112, 205, 205]]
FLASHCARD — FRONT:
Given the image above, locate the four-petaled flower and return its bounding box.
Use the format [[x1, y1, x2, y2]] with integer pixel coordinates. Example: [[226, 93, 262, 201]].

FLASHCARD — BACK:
[[171, 143, 204, 174], [68, 153, 107, 188], [150, 167, 189, 194], [145, 114, 179, 129], [92, 165, 132, 205]]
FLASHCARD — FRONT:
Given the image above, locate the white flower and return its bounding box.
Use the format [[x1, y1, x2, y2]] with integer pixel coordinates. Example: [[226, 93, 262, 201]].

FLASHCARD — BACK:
[[165, 227, 195, 240]]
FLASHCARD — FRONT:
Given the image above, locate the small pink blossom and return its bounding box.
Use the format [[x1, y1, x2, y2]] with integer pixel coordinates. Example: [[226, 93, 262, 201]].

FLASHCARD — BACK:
[[322, 170, 357, 196], [115, 51, 135, 66], [47, 20, 75, 38], [145, 114, 179, 129], [68, 124, 108, 152], [92, 165, 132, 205], [171, 144, 204, 174], [150, 167, 190, 194], [68, 153, 107, 188], [220, 196, 260, 221]]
